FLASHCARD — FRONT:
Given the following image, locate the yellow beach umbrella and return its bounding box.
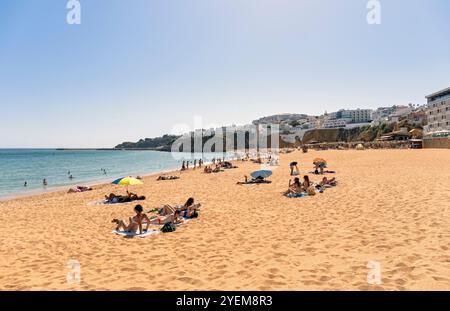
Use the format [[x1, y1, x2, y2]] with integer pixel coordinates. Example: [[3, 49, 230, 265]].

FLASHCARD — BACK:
[[313, 158, 326, 164], [112, 177, 143, 186]]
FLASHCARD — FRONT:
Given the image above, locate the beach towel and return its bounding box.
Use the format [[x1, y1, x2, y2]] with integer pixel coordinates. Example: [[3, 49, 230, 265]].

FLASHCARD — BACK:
[[113, 229, 160, 237], [286, 192, 306, 198], [88, 200, 133, 206]]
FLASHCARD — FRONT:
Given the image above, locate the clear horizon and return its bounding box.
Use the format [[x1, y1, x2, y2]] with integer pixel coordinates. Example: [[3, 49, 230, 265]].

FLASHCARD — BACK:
[[1, 0, 449, 148]]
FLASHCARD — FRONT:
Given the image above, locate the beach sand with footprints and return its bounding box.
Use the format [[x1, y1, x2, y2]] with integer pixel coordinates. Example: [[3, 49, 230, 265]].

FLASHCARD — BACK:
[[0, 149, 449, 290]]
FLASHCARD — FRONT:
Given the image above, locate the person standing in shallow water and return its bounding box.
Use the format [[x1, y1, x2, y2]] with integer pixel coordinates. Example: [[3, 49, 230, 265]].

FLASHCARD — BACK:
[[24, 181, 27, 187], [43, 179, 47, 186]]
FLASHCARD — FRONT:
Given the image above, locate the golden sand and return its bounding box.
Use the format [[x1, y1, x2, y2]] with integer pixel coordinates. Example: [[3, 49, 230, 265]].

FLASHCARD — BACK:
[[0, 149, 449, 290]]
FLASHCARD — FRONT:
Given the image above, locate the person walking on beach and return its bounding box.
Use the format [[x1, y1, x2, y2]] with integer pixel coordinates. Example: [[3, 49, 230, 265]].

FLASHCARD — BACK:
[[186, 161, 190, 170], [181, 161, 186, 171], [193, 159, 197, 170]]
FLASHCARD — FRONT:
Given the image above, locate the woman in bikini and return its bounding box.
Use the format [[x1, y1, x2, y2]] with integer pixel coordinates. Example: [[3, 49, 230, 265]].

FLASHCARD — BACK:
[[112, 205, 151, 234], [286, 177, 302, 195]]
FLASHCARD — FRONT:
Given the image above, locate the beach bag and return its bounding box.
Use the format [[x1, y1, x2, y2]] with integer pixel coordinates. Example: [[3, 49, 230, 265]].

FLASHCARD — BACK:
[[161, 222, 176, 233], [307, 186, 316, 196]]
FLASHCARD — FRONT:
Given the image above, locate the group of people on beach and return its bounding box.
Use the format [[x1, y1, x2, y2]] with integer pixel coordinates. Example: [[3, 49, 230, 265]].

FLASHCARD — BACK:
[[112, 197, 201, 235], [285, 159, 337, 197], [181, 159, 204, 171]]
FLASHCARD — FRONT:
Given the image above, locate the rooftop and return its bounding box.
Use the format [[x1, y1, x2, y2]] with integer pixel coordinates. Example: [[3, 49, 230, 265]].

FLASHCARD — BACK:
[[425, 87, 450, 102]]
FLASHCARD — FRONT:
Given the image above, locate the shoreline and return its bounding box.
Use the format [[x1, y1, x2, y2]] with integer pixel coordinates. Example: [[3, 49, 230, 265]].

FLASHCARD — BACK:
[[0, 164, 183, 202]]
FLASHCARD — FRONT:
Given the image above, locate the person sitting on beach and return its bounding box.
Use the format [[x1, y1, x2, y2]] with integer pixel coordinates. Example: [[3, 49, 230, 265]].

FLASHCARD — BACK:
[[301, 175, 311, 191], [157, 175, 180, 181], [237, 175, 271, 185], [290, 162, 299, 176], [204, 166, 212, 173], [286, 177, 302, 195], [112, 204, 151, 234]]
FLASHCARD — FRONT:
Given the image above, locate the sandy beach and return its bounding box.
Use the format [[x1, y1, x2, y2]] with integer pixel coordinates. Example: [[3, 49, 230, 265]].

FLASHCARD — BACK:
[[0, 149, 449, 291]]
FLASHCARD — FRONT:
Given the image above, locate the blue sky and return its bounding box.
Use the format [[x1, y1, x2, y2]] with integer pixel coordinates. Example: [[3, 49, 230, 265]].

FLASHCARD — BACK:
[[0, 0, 449, 148]]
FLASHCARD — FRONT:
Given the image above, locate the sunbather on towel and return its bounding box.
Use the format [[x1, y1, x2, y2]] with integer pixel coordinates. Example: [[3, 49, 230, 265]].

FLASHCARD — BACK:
[[68, 186, 92, 193], [157, 175, 180, 181], [237, 175, 271, 185], [154, 198, 201, 217], [285, 177, 302, 195], [112, 204, 151, 234], [319, 177, 337, 187]]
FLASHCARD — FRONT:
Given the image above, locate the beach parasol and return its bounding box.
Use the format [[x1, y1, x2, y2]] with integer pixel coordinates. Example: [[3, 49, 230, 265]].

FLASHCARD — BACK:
[[112, 177, 143, 191], [313, 158, 327, 165], [250, 170, 272, 179], [112, 177, 143, 186]]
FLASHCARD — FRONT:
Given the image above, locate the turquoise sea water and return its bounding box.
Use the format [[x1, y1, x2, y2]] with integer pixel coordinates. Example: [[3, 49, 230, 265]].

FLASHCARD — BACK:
[[0, 149, 228, 199]]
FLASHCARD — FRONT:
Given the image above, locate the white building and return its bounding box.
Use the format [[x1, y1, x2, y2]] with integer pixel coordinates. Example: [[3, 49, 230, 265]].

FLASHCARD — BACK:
[[341, 109, 373, 123], [423, 87, 450, 136]]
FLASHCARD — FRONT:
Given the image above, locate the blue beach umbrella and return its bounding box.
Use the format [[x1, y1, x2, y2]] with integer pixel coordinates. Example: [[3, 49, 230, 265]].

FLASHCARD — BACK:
[[250, 170, 272, 179]]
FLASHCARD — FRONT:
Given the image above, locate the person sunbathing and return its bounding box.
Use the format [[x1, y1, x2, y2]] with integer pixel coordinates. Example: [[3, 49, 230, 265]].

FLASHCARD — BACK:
[[154, 198, 201, 216], [222, 161, 237, 169], [105, 192, 145, 204], [301, 175, 311, 191], [212, 165, 223, 173], [319, 176, 337, 187], [150, 198, 201, 223], [286, 177, 302, 195], [237, 175, 271, 185], [157, 175, 180, 180], [112, 204, 151, 234], [68, 186, 92, 193]]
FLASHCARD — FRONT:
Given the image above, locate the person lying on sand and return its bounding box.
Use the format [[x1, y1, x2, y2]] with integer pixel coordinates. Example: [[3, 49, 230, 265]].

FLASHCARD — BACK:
[[157, 175, 180, 181], [237, 175, 272, 185], [154, 198, 201, 216], [112, 204, 151, 234], [319, 176, 337, 187], [68, 186, 92, 193], [222, 161, 237, 169], [105, 192, 145, 204], [149, 198, 201, 223]]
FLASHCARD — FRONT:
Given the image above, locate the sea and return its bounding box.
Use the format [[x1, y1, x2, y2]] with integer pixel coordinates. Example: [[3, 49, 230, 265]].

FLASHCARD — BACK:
[[0, 149, 231, 199]]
